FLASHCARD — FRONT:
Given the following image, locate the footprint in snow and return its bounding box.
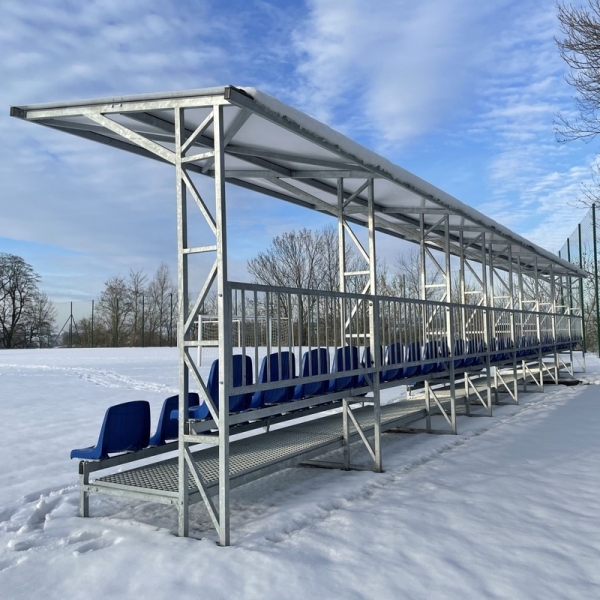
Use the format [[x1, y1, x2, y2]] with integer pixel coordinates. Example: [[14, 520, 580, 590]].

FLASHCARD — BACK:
[[73, 535, 119, 555]]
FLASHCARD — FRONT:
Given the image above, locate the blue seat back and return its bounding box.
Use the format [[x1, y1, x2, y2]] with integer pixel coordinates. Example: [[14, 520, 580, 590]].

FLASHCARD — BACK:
[[436, 342, 450, 372], [497, 337, 509, 361], [421, 341, 439, 374], [357, 345, 383, 386], [383, 342, 403, 381], [101, 400, 151, 456], [453, 339, 465, 369], [150, 393, 199, 446], [541, 335, 553, 353], [517, 336, 528, 357], [467, 339, 482, 366], [328, 346, 360, 392], [489, 338, 501, 362], [294, 348, 329, 399], [527, 336, 539, 356], [208, 355, 254, 413], [462, 339, 476, 368], [402, 342, 421, 378], [250, 351, 296, 408]]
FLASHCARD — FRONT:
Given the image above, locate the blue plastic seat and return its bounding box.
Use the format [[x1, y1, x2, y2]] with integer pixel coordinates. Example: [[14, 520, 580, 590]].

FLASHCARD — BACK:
[[294, 348, 330, 399], [357, 345, 383, 387], [402, 342, 421, 378], [462, 339, 476, 368], [489, 338, 502, 363], [328, 346, 360, 392], [208, 355, 254, 413], [453, 339, 465, 369], [421, 341, 439, 375], [526, 337, 538, 357], [541, 336, 553, 353], [382, 342, 403, 381], [503, 338, 514, 360], [70, 400, 151, 460], [149, 393, 199, 446], [516, 336, 528, 358], [466, 339, 485, 367], [250, 351, 296, 408], [171, 355, 254, 422]]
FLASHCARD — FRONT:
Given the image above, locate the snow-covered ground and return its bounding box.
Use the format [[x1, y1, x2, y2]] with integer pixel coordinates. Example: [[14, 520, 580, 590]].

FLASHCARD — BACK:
[[0, 348, 599, 599]]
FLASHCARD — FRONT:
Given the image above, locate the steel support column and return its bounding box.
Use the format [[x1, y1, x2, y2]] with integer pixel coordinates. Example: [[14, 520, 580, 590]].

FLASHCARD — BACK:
[[175, 107, 190, 538], [214, 105, 232, 546]]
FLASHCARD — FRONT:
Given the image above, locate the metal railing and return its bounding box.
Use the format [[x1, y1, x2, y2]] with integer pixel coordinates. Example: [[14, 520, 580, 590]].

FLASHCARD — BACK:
[[225, 282, 583, 396]]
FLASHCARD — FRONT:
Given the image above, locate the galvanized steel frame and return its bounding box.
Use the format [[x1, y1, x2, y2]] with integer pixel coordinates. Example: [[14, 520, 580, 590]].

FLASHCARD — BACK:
[[11, 86, 587, 547]]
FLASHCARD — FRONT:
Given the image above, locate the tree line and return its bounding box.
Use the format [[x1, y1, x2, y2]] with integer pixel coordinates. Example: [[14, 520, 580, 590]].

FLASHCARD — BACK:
[[0, 254, 56, 349], [70, 264, 177, 348], [0, 254, 179, 349]]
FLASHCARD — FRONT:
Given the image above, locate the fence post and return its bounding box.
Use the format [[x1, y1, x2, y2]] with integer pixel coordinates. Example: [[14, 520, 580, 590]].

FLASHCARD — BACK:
[[169, 292, 174, 347], [579, 223, 586, 353], [141, 294, 145, 348], [91, 300, 94, 348], [594, 204, 600, 355]]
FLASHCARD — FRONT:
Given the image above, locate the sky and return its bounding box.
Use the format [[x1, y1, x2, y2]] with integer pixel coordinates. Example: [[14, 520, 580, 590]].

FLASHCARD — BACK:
[[1, 0, 598, 302]]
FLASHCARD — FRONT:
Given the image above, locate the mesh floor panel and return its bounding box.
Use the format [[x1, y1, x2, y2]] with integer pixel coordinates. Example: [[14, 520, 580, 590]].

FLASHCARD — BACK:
[[97, 398, 427, 493]]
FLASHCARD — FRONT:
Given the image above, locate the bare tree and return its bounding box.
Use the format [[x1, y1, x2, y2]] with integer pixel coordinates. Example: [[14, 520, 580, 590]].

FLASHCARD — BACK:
[[97, 276, 132, 347], [0, 254, 41, 348], [146, 263, 176, 346], [24, 291, 57, 348], [127, 269, 148, 346], [556, 1, 600, 143], [556, 2, 600, 205]]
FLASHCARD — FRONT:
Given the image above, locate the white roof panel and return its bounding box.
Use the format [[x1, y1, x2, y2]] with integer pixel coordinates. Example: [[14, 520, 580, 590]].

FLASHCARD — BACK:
[[10, 85, 586, 278]]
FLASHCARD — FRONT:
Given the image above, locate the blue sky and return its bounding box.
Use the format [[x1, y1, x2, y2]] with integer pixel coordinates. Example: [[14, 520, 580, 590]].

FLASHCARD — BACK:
[[1, 0, 597, 300]]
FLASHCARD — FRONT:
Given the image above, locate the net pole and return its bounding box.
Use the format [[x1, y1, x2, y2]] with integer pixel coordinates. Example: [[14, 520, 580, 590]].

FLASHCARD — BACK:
[[91, 300, 94, 348], [579, 223, 586, 353], [594, 204, 600, 356]]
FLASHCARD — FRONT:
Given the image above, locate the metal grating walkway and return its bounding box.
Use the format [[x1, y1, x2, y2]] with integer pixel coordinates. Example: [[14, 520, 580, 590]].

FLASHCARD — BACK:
[[96, 397, 428, 498]]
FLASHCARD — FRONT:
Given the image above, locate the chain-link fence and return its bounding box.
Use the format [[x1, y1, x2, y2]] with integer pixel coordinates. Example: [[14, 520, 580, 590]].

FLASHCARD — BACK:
[[558, 205, 600, 352], [49, 293, 180, 349]]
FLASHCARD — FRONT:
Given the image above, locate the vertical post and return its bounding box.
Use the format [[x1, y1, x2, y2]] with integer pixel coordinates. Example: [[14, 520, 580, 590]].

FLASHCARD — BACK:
[[175, 106, 190, 538], [367, 179, 382, 472], [91, 300, 94, 348], [459, 231, 470, 415], [550, 264, 559, 384], [69, 302, 73, 348], [567, 238, 574, 369], [141, 294, 145, 348], [338, 178, 349, 469], [579, 223, 586, 354], [534, 257, 543, 391], [481, 233, 492, 415], [517, 262, 524, 391], [214, 103, 232, 546], [594, 204, 600, 355], [507, 247, 518, 402], [115, 298, 119, 347], [170, 293, 174, 347], [445, 216, 456, 434], [337, 178, 346, 344], [419, 214, 431, 431]]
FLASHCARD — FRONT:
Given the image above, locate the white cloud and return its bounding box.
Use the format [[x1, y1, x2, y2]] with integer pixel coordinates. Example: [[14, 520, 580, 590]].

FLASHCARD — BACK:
[[293, 0, 515, 145], [3, 0, 599, 300], [0, 0, 296, 298]]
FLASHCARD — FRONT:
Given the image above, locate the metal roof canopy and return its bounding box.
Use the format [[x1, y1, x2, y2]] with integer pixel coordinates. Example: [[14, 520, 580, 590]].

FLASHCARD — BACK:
[[10, 85, 586, 279]]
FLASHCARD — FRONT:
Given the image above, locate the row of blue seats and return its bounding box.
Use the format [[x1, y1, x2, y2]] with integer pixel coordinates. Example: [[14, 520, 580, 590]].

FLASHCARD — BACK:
[[70, 393, 201, 460], [182, 335, 569, 421], [72, 335, 578, 459]]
